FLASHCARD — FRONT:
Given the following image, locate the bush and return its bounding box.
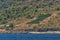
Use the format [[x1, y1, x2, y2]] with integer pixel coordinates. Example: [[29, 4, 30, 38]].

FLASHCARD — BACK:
[[56, 7, 60, 11], [0, 19, 7, 24], [5, 23, 14, 31], [27, 14, 51, 24]]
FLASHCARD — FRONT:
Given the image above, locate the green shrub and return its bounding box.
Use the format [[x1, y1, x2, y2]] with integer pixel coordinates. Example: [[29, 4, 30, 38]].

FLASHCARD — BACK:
[[27, 14, 51, 24], [5, 23, 14, 31], [56, 7, 60, 11]]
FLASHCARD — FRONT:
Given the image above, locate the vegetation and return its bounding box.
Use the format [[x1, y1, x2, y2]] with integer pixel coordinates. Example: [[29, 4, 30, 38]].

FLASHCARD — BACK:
[[27, 14, 51, 24], [5, 23, 14, 31], [0, 0, 60, 32]]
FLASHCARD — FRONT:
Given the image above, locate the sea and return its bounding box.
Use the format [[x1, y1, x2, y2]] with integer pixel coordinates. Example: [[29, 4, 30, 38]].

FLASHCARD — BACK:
[[0, 33, 60, 40]]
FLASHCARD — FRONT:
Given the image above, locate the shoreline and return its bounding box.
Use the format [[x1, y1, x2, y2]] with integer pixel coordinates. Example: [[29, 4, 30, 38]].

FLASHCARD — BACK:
[[0, 31, 60, 34], [28, 31, 60, 34]]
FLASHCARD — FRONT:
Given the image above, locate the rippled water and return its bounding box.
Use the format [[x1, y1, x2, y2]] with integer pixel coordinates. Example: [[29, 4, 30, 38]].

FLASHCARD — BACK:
[[0, 33, 60, 40]]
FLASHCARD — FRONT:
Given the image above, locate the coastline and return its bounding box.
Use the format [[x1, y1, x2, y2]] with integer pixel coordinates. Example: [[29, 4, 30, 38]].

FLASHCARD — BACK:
[[28, 31, 60, 34], [0, 31, 60, 34], [4, 31, 60, 34]]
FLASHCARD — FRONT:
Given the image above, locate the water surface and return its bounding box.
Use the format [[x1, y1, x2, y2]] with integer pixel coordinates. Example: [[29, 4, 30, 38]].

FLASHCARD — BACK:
[[0, 33, 60, 40]]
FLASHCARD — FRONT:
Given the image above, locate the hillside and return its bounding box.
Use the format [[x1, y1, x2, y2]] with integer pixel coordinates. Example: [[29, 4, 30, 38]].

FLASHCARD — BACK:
[[0, 0, 60, 33]]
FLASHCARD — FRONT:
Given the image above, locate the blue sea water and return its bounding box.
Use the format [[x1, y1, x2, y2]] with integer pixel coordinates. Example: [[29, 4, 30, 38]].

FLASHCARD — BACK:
[[0, 33, 60, 40]]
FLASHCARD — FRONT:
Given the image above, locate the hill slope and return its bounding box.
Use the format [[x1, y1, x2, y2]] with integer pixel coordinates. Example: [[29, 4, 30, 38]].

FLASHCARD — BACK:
[[0, 0, 60, 33]]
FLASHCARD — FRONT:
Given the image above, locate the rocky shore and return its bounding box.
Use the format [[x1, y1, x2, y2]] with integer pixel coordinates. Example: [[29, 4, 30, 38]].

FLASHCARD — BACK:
[[0, 31, 60, 34], [28, 31, 60, 34]]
